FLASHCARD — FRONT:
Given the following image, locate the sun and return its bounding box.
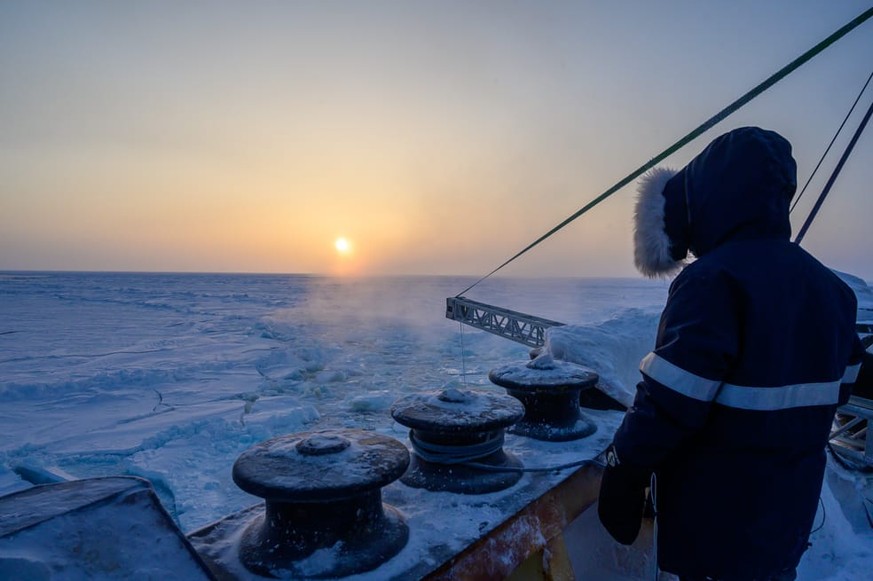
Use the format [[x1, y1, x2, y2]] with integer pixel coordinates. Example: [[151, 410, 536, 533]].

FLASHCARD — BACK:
[[334, 237, 352, 255]]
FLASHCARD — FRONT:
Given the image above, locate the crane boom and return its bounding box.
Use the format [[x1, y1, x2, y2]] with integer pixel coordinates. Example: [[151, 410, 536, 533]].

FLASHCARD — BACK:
[[445, 296, 564, 348]]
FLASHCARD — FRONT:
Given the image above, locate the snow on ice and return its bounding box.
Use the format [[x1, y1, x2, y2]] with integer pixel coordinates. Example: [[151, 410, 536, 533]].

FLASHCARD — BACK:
[[0, 272, 871, 580]]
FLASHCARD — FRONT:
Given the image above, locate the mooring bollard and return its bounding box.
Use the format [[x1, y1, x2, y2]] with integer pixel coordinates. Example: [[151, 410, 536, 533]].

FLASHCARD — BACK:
[[489, 354, 599, 441], [231, 429, 409, 579], [391, 387, 525, 494]]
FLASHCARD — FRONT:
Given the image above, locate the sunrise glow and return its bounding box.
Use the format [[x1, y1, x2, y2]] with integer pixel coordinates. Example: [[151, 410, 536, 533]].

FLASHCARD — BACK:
[[335, 237, 352, 256], [1, 3, 870, 278]]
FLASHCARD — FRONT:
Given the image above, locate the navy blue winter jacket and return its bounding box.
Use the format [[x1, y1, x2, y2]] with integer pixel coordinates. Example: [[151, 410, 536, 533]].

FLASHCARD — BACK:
[[614, 127, 864, 579]]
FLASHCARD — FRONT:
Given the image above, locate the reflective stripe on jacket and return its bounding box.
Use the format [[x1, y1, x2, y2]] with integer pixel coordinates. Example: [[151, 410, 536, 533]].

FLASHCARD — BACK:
[[614, 239, 863, 580]]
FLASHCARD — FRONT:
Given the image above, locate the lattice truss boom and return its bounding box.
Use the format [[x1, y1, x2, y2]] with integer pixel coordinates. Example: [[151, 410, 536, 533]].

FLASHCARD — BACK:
[[830, 396, 873, 468], [445, 297, 564, 348]]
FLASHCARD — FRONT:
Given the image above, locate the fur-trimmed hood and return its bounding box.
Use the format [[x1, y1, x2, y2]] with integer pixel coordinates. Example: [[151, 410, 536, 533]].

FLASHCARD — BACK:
[[634, 127, 798, 278]]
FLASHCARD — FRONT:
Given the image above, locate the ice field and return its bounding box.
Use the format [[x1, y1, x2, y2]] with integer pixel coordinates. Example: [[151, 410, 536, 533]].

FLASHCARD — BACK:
[[1, 271, 871, 580]]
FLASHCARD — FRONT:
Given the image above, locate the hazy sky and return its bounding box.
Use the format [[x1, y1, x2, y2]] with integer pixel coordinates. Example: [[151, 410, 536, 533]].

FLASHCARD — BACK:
[[2, 1, 872, 278]]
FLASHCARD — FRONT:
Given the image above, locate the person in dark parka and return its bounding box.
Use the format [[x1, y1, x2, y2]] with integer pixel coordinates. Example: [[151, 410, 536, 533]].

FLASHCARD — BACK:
[[598, 127, 865, 581]]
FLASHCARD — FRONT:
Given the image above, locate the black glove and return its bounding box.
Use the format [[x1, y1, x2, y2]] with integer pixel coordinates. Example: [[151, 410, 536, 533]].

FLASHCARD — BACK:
[[597, 444, 651, 545]]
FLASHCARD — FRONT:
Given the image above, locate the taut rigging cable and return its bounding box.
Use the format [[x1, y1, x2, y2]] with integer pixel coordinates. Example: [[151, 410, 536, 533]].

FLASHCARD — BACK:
[[790, 69, 873, 216], [456, 7, 873, 298], [794, 90, 873, 244]]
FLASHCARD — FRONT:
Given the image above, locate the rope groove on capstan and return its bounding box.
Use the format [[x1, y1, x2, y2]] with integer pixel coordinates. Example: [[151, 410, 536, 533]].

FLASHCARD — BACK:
[[407, 430, 506, 465], [408, 430, 600, 473], [455, 6, 873, 298]]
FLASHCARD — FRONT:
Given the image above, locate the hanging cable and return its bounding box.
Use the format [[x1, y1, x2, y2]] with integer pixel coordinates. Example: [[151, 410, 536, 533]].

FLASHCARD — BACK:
[[464, 456, 597, 474], [456, 7, 873, 298], [791, 69, 873, 215], [650, 473, 660, 581], [458, 321, 469, 389], [810, 497, 828, 534], [864, 496, 873, 529], [794, 94, 873, 244]]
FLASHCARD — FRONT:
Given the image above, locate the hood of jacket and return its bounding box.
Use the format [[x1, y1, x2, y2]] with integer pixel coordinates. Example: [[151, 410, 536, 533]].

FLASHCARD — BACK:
[[634, 126, 798, 278]]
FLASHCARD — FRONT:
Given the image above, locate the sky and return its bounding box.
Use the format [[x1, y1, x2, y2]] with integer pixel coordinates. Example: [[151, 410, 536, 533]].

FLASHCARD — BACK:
[[1, 1, 872, 279]]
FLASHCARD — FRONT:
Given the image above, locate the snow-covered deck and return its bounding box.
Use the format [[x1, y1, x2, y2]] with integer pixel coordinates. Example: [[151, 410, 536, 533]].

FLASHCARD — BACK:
[[188, 410, 621, 580]]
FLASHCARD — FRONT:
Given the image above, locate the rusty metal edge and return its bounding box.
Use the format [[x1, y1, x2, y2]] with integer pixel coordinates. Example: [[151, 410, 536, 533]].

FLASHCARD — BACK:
[[423, 463, 603, 581]]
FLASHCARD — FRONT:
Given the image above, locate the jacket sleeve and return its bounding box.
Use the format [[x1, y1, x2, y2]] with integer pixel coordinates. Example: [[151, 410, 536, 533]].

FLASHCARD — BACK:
[[613, 266, 740, 468], [843, 333, 869, 403]]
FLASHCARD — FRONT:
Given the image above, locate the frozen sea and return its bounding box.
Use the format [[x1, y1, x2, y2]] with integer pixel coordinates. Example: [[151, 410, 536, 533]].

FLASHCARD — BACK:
[[1, 271, 872, 580]]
